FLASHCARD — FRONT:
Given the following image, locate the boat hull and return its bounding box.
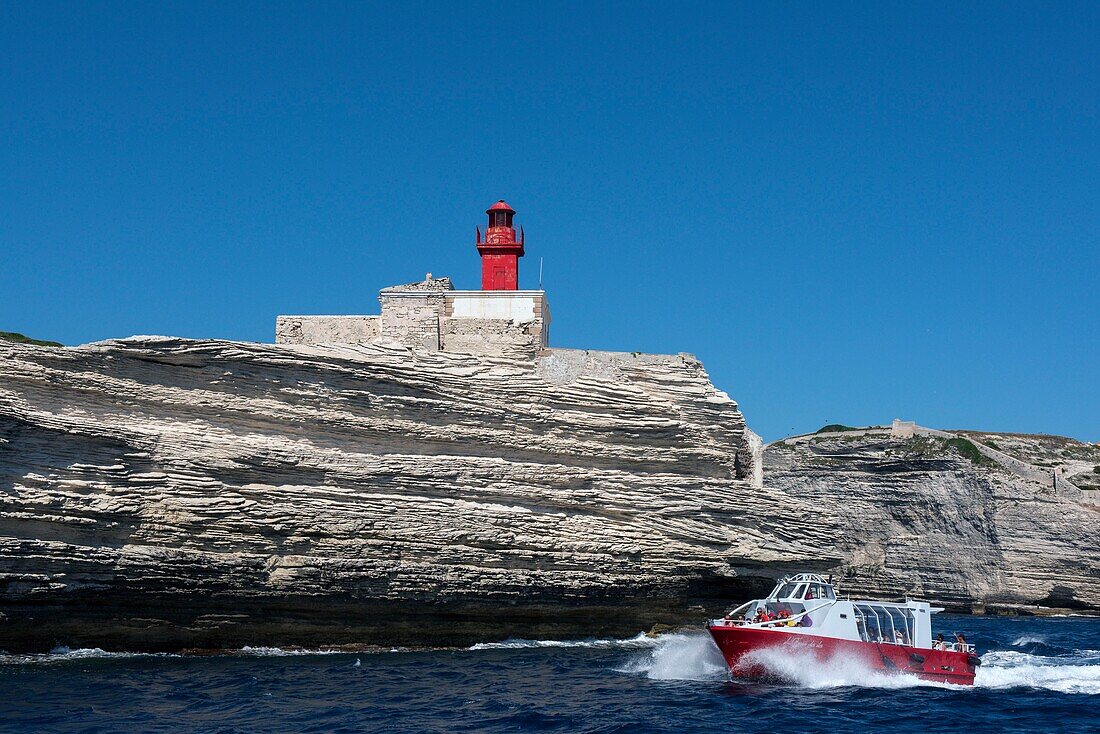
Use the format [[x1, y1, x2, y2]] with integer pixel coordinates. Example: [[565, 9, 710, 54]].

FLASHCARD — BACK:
[[707, 623, 977, 686]]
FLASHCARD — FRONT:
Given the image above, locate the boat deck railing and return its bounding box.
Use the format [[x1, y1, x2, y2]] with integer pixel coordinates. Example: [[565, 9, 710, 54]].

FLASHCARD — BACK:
[[939, 641, 974, 653]]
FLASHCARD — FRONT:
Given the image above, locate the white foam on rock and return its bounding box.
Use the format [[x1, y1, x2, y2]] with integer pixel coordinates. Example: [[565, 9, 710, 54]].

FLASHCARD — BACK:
[[469, 632, 656, 651], [0, 646, 181, 665]]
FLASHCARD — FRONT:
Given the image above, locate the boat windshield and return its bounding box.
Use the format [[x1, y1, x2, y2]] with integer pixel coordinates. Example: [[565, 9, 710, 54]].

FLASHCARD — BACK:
[[765, 574, 838, 603], [774, 582, 800, 599], [802, 583, 835, 600]]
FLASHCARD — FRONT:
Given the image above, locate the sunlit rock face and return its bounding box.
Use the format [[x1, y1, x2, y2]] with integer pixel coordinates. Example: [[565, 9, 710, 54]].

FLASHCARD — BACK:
[[0, 338, 784, 652]]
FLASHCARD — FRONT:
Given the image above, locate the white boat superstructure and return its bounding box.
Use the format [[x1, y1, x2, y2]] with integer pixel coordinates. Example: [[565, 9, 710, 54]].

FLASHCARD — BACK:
[[704, 572, 981, 686], [707, 573, 980, 684], [718, 573, 962, 650]]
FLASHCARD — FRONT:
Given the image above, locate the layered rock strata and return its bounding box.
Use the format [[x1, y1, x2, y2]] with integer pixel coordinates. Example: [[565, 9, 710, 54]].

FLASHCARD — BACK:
[[0, 338, 777, 652]]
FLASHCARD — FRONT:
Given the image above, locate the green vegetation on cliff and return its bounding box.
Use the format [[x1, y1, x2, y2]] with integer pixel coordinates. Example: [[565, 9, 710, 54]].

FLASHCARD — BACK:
[[816, 423, 862, 433], [0, 331, 63, 347], [944, 436, 996, 466]]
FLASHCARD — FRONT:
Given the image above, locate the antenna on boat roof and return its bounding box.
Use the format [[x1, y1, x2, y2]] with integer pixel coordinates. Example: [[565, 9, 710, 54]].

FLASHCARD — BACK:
[[827, 574, 833, 584]]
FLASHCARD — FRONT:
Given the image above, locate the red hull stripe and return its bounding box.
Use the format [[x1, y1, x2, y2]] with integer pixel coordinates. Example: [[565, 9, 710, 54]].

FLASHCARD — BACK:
[[707, 624, 976, 686]]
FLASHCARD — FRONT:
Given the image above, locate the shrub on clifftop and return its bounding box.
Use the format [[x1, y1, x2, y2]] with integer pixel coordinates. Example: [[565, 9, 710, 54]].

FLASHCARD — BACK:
[[816, 424, 861, 433], [0, 331, 63, 347]]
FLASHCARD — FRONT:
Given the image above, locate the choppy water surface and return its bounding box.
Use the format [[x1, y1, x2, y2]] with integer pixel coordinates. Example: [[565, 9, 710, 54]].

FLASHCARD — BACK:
[[2, 615, 1097, 732]]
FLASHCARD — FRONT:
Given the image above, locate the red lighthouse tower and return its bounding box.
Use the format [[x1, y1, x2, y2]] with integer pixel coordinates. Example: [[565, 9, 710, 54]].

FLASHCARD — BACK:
[[476, 200, 524, 290]]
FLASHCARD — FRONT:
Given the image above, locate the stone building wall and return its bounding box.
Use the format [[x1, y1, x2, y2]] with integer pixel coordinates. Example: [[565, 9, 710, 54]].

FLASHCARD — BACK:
[[275, 315, 380, 345], [379, 292, 446, 351], [440, 317, 544, 358], [277, 276, 551, 357]]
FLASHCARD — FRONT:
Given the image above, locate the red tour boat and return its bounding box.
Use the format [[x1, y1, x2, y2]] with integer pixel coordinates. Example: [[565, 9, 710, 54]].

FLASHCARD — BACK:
[[707, 573, 981, 685]]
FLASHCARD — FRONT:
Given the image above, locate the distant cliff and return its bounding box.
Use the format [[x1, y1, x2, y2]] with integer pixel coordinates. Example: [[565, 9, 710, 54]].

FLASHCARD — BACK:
[[0, 338, 1096, 653], [766, 426, 1099, 614]]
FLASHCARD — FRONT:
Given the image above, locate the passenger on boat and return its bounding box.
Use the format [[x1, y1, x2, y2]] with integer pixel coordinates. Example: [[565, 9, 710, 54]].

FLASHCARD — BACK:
[[934, 633, 945, 650], [894, 630, 905, 645], [955, 633, 968, 652]]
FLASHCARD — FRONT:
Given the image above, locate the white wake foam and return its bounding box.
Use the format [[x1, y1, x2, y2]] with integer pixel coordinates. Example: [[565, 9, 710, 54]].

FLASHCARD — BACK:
[[742, 645, 938, 689], [976, 650, 1100, 695], [617, 632, 939, 687], [615, 632, 730, 681], [617, 634, 1100, 695]]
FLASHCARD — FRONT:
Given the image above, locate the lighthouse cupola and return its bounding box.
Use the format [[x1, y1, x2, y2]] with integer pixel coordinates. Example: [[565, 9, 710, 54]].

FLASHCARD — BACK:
[[475, 199, 524, 290]]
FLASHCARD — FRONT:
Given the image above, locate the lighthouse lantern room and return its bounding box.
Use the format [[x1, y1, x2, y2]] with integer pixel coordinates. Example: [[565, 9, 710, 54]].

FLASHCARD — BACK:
[[476, 200, 524, 290]]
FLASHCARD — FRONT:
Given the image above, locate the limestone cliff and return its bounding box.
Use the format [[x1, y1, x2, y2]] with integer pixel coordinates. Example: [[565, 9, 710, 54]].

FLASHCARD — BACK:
[[0, 339, 1096, 653], [0, 337, 777, 652]]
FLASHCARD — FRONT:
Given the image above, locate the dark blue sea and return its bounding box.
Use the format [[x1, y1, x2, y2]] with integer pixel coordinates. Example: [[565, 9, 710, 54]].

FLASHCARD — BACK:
[[2, 615, 1098, 733]]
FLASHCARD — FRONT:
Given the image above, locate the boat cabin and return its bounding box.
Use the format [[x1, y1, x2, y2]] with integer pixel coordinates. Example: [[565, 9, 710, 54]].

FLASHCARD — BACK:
[[714, 573, 962, 651]]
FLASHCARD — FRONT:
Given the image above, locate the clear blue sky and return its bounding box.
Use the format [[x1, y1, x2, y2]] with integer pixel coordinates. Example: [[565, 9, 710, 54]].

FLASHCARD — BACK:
[[2, 3, 1097, 442]]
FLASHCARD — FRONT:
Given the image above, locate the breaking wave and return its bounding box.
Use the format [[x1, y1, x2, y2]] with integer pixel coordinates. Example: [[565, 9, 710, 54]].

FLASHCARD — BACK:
[[1009, 635, 1074, 657], [1012, 635, 1047, 646], [0, 646, 181, 665], [233, 646, 349, 657], [469, 632, 657, 651]]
